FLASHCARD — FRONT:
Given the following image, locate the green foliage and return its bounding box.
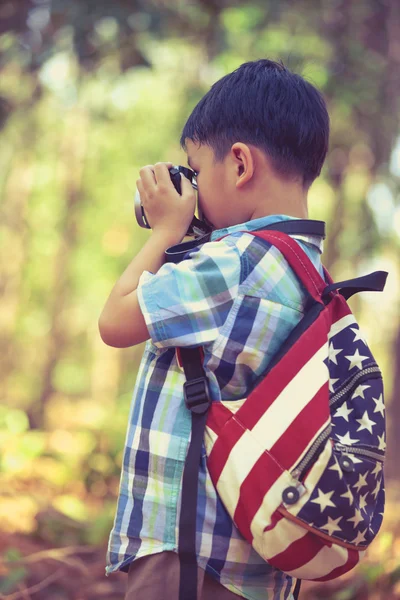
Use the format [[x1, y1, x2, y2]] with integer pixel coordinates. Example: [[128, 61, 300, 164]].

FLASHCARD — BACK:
[[0, 550, 28, 596]]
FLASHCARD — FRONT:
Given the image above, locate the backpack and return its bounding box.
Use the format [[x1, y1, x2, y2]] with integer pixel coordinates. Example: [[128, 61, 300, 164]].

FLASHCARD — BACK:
[[171, 221, 388, 600]]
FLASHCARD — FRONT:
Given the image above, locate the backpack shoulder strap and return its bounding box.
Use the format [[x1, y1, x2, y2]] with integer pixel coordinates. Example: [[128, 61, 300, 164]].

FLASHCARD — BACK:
[[247, 231, 388, 303], [249, 230, 326, 302], [177, 346, 210, 600]]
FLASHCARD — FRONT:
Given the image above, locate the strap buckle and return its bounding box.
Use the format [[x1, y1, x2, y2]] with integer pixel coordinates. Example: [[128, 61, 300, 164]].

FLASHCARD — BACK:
[[183, 377, 211, 414]]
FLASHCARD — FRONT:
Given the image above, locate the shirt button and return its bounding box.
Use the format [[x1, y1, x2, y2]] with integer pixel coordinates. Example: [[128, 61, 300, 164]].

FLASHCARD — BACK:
[[339, 455, 355, 472], [282, 486, 300, 505]]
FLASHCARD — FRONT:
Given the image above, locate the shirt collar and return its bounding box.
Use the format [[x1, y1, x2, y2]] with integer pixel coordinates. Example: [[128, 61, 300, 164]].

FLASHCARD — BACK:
[[210, 214, 324, 254]]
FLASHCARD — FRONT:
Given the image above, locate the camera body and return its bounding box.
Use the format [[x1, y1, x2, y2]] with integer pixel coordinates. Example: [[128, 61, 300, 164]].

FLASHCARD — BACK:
[[134, 165, 211, 238]]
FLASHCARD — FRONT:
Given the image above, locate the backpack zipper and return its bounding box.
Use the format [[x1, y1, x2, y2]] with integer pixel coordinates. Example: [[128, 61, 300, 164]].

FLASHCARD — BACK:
[[291, 428, 384, 483], [333, 443, 384, 463], [289, 366, 383, 482], [291, 425, 332, 480], [329, 365, 382, 410]]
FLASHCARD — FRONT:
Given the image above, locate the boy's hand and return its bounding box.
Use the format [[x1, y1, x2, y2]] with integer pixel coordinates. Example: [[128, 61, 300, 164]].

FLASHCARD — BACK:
[[136, 162, 196, 241]]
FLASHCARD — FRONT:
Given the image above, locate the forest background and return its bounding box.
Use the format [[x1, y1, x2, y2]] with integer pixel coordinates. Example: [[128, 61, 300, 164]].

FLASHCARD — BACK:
[[0, 0, 400, 598]]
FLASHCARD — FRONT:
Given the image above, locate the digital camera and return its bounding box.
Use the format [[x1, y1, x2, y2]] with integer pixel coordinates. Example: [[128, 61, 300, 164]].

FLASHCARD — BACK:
[[134, 165, 212, 238]]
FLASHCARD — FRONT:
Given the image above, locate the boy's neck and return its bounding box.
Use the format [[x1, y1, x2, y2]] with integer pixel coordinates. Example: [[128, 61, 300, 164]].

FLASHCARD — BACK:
[[246, 159, 309, 222], [250, 194, 309, 221]]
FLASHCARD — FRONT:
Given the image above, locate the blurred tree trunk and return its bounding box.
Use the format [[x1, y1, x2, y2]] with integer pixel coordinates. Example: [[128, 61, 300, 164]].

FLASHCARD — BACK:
[[197, 0, 225, 61], [318, 0, 400, 260], [28, 108, 89, 429], [0, 142, 34, 405]]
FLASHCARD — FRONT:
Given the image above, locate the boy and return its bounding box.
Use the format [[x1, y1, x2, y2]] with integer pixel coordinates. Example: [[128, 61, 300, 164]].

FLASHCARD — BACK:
[[99, 58, 330, 599]]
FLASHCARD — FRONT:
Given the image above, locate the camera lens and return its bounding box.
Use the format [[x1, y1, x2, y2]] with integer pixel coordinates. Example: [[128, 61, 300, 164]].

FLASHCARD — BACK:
[[134, 165, 210, 237]]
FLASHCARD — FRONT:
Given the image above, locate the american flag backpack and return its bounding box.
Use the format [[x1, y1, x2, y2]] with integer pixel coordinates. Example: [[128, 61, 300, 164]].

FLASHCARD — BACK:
[[174, 223, 388, 600]]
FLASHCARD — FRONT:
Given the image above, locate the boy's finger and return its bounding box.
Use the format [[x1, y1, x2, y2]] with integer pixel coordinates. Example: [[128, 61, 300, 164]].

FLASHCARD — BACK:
[[153, 162, 174, 183], [180, 173, 197, 201], [136, 179, 144, 196], [139, 165, 156, 190]]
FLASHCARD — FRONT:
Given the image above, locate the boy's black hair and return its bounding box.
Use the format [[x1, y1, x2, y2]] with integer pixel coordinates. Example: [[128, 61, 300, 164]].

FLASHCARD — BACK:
[[180, 59, 330, 189]]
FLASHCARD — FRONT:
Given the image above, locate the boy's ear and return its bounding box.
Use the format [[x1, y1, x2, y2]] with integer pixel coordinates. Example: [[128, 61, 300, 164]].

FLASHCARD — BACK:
[[230, 143, 255, 188]]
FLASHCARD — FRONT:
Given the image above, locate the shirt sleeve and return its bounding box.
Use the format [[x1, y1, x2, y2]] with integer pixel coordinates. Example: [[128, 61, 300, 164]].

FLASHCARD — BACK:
[[136, 239, 241, 349]]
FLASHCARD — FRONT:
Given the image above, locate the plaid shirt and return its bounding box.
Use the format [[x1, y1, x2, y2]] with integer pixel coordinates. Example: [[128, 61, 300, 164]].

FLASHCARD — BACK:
[[106, 214, 325, 599]]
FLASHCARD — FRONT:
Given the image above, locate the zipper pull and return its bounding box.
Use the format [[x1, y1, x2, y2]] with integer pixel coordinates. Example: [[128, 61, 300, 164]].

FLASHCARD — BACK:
[[291, 468, 301, 480], [334, 443, 348, 453]]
